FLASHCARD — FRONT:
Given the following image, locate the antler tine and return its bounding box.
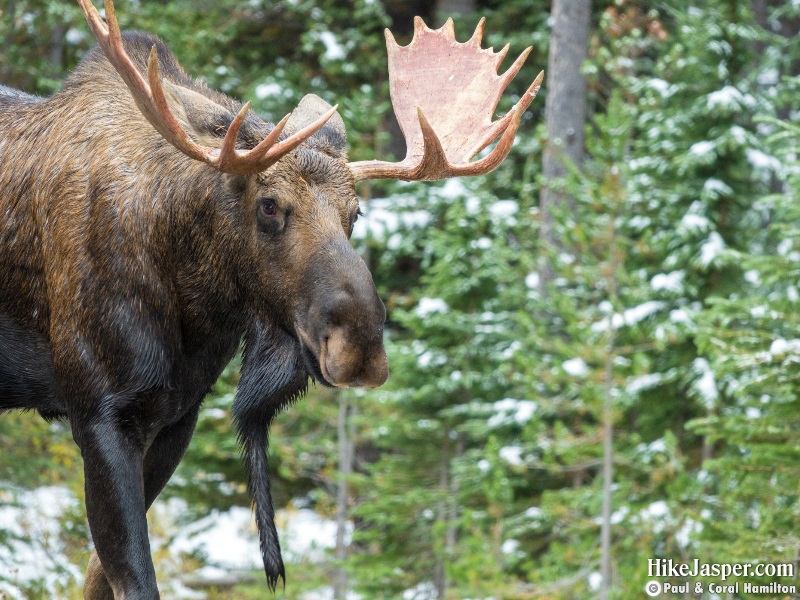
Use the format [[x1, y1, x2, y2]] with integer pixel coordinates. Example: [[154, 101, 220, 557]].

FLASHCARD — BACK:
[[219, 104, 340, 173], [348, 16, 543, 183], [469, 17, 485, 46], [145, 45, 209, 162], [77, 0, 337, 176], [500, 47, 533, 90], [494, 43, 510, 69]]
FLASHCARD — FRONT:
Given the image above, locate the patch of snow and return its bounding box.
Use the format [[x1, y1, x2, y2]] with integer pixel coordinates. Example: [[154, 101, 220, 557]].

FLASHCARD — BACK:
[[502, 340, 521, 359], [706, 85, 744, 109], [417, 350, 446, 368], [758, 68, 779, 86], [171, 506, 261, 569], [670, 309, 693, 326], [301, 586, 362, 600], [744, 270, 760, 285], [592, 301, 665, 332], [644, 501, 670, 521], [770, 338, 800, 355], [746, 407, 762, 419], [171, 505, 349, 568], [689, 140, 715, 157], [627, 215, 652, 230], [646, 78, 673, 97], [488, 398, 537, 427], [501, 539, 520, 555], [437, 179, 468, 199], [203, 407, 227, 419], [562, 357, 589, 377], [489, 200, 519, 219], [319, 31, 345, 60], [676, 518, 702, 549], [651, 271, 684, 292], [278, 508, 351, 562], [746, 148, 780, 171], [351, 198, 431, 241], [499, 446, 524, 466], [588, 571, 603, 591], [525, 272, 540, 289], [610, 506, 629, 525], [625, 301, 665, 325], [387, 232, 403, 250], [693, 358, 718, 408], [700, 232, 725, 267], [255, 82, 283, 99], [626, 373, 663, 396], [416, 297, 448, 317], [525, 506, 544, 519], [681, 213, 711, 231], [65, 28, 86, 45], [703, 178, 732, 196], [403, 582, 438, 600], [0, 486, 83, 599]]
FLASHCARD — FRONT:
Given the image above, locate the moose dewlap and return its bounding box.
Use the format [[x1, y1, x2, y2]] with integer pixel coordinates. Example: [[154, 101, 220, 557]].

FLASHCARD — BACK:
[[0, 0, 541, 597]]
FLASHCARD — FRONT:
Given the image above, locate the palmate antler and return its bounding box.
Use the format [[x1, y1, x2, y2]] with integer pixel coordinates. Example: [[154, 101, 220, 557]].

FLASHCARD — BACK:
[[349, 17, 543, 182], [76, 0, 338, 176]]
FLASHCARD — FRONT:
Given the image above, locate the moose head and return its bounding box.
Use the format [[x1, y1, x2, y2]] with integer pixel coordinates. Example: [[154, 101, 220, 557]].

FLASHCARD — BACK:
[[76, 0, 542, 394]]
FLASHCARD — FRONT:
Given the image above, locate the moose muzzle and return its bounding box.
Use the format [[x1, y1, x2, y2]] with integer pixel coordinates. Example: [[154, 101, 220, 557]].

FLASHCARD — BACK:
[[297, 242, 388, 389]]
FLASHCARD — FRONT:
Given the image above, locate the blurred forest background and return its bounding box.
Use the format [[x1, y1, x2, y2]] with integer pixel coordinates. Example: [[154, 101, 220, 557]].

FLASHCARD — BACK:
[[2, 0, 800, 598]]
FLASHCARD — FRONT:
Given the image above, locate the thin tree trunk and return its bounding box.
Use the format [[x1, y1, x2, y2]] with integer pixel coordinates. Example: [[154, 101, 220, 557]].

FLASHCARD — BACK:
[[50, 22, 66, 74], [333, 393, 353, 600], [0, 1, 16, 85], [434, 435, 451, 598], [446, 434, 462, 554], [601, 287, 616, 600], [600, 167, 626, 600], [539, 0, 591, 286], [437, 0, 475, 19]]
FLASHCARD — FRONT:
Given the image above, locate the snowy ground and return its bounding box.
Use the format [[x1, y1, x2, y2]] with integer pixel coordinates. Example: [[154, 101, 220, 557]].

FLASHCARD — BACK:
[[0, 485, 351, 600]]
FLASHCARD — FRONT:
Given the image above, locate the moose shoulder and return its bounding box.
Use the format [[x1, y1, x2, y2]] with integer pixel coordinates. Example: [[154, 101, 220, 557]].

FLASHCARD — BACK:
[[0, 1, 542, 598]]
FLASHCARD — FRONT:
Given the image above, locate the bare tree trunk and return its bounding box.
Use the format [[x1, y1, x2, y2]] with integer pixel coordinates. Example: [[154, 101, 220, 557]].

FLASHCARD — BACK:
[[539, 0, 591, 285], [434, 436, 451, 598], [50, 21, 66, 73], [0, 1, 16, 85], [437, 0, 475, 19], [333, 393, 353, 600]]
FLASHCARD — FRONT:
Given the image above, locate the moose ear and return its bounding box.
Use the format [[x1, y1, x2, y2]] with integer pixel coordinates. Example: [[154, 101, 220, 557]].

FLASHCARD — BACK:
[[285, 94, 347, 155], [159, 82, 240, 148]]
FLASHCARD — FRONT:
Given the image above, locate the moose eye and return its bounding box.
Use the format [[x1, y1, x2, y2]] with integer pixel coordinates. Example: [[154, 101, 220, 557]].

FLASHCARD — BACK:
[[348, 206, 363, 237], [258, 198, 278, 218]]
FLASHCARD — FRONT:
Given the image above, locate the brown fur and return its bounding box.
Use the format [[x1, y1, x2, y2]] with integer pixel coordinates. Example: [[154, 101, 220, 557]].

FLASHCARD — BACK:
[[0, 31, 386, 598]]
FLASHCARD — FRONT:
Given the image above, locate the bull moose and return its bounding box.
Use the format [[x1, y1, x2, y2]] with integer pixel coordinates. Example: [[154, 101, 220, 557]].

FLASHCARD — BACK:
[[0, 0, 542, 597]]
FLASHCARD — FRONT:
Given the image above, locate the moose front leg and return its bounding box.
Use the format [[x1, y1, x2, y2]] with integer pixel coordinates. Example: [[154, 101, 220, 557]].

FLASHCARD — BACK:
[[75, 415, 159, 600], [84, 403, 202, 600]]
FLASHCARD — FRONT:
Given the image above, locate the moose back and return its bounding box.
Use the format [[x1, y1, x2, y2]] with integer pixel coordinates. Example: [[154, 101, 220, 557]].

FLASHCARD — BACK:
[[0, 1, 541, 598]]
